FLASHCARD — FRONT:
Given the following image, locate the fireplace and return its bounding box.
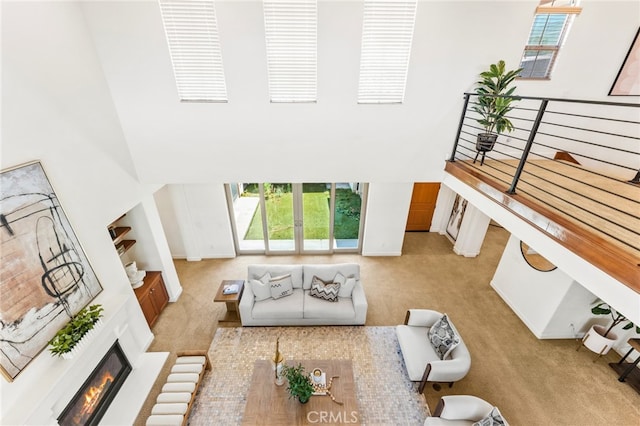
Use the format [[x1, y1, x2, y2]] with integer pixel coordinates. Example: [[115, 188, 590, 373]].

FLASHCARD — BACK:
[[58, 341, 132, 426]]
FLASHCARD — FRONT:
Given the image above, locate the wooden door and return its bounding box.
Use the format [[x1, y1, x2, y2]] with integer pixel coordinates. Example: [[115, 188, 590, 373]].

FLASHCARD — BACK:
[[406, 183, 441, 231]]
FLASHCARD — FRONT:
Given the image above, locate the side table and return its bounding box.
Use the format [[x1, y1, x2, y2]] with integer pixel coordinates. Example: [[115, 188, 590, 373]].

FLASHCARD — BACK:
[[214, 280, 244, 323]]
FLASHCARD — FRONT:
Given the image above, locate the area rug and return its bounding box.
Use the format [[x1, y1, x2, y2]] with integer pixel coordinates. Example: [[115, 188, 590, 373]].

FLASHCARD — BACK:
[[188, 326, 429, 425]]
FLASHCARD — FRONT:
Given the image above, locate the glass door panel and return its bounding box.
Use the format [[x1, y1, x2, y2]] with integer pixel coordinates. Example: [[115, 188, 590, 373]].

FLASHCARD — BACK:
[[301, 183, 331, 251], [333, 183, 364, 250], [230, 183, 265, 252], [227, 182, 366, 254], [264, 183, 295, 253]]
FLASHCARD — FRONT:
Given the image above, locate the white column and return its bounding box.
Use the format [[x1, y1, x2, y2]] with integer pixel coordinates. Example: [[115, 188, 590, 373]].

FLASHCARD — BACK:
[[168, 184, 203, 262], [431, 185, 457, 234], [136, 194, 183, 301], [452, 202, 491, 257]]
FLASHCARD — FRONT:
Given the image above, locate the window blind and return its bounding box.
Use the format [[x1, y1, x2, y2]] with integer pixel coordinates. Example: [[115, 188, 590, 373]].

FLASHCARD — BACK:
[[159, 0, 228, 102], [263, 0, 317, 103], [357, 0, 418, 104], [519, 1, 581, 79]]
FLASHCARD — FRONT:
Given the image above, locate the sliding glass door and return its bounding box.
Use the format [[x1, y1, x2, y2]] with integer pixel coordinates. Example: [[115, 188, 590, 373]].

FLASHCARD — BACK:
[[226, 183, 367, 254]]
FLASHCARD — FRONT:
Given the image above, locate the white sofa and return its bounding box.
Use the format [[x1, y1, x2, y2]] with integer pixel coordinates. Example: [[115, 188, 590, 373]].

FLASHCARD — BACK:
[[396, 309, 471, 393], [239, 263, 367, 326], [424, 395, 508, 425]]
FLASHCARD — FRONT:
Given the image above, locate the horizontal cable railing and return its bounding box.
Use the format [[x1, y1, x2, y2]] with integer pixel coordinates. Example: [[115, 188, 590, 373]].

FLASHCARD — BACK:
[[448, 93, 640, 278]]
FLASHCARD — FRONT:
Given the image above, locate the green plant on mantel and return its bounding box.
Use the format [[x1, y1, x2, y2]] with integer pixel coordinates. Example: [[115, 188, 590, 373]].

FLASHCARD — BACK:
[[49, 304, 104, 357], [282, 363, 314, 403], [591, 302, 640, 338]]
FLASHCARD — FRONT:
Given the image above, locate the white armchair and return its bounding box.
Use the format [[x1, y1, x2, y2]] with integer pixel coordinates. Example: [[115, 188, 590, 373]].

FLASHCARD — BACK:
[[396, 309, 471, 393], [424, 395, 501, 425]]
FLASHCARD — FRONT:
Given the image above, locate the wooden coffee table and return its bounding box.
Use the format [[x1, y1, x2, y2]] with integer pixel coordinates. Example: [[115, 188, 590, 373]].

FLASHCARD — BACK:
[[242, 359, 361, 425]]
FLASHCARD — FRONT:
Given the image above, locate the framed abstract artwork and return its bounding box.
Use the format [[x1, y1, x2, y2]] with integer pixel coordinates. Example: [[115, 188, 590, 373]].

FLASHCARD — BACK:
[[0, 161, 103, 381], [609, 28, 640, 96]]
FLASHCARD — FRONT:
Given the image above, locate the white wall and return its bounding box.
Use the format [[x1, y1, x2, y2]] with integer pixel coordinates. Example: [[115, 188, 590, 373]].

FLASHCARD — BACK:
[[362, 183, 415, 256], [80, 0, 537, 183], [1, 2, 162, 423], [491, 235, 593, 338]]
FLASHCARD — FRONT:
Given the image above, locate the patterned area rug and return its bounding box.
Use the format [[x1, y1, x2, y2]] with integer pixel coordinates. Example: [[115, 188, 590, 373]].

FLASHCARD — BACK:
[[188, 326, 429, 425]]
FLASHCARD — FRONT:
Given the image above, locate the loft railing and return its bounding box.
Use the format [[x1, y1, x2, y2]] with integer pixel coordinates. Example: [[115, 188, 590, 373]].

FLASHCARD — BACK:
[[446, 93, 640, 290]]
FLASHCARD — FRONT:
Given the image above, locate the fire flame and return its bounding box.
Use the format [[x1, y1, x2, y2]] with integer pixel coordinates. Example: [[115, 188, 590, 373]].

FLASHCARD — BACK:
[[72, 371, 114, 424]]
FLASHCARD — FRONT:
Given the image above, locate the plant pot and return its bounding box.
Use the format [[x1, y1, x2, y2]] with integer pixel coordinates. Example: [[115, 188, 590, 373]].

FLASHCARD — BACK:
[[579, 324, 617, 362], [298, 396, 310, 404], [476, 133, 498, 152], [60, 319, 103, 360]]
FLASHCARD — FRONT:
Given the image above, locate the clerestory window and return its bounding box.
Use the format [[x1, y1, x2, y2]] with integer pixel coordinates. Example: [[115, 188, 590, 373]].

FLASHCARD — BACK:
[[158, 0, 228, 102], [518, 1, 581, 79], [357, 0, 418, 104], [263, 0, 317, 103]]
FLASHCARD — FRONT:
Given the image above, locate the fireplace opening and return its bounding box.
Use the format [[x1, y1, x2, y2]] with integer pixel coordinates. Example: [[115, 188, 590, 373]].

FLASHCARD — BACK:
[[58, 340, 132, 426]]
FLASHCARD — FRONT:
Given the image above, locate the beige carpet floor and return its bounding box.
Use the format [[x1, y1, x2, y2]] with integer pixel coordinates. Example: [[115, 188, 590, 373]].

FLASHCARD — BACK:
[[134, 226, 640, 425]]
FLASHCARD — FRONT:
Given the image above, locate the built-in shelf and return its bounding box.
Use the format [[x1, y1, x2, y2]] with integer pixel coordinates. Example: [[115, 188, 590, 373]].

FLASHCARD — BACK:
[[111, 226, 131, 246], [109, 215, 136, 257]]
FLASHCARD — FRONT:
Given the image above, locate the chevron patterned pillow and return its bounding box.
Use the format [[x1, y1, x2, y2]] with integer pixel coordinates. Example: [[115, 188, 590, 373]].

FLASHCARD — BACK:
[[309, 276, 341, 302]]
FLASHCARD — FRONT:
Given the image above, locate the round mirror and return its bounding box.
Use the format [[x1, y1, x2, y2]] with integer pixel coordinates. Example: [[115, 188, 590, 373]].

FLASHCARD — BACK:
[[520, 241, 557, 272]]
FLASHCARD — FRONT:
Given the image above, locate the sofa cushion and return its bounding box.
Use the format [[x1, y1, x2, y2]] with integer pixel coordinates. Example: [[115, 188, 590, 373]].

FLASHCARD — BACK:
[[472, 407, 508, 426], [248, 264, 304, 289], [396, 324, 440, 381], [170, 363, 203, 374], [157, 392, 192, 404], [270, 274, 294, 299], [302, 264, 360, 290], [146, 414, 185, 426], [252, 289, 304, 319], [175, 355, 206, 366], [339, 277, 356, 298], [161, 382, 196, 393], [151, 403, 188, 415], [248, 273, 272, 302], [303, 291, 355, 319], [309, 276, 340, 302], [428, 314, 460, 360]]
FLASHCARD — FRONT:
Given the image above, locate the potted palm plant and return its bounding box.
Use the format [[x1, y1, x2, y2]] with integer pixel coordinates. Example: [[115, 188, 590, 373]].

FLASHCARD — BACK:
[[472, 60, 523, 164], [282, 363, 314, 404]]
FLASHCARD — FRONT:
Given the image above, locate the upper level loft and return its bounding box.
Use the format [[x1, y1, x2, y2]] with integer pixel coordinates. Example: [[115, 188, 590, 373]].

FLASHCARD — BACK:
[[445, 93, 639, 293]]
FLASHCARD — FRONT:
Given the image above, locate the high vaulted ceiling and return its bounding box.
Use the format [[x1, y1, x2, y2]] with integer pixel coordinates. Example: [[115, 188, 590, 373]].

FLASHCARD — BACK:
[[75, 0, 638, 184]]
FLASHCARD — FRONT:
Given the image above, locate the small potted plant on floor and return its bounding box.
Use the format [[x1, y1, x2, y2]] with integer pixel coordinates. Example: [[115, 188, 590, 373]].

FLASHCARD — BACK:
[[282, 363, 314, 404], [579, 301, 639, 360], [472, 60, 523, 164], [49, 304, 104, 359]]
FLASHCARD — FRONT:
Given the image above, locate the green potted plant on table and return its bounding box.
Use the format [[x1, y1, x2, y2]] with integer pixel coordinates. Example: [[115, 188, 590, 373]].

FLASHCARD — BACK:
[[49, 304, 104, 359], [472, 60, 523, 165], [282, 363, 314, 404]]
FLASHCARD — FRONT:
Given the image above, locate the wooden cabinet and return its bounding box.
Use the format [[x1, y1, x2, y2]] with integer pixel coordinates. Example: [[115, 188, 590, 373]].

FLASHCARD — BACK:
[[134, 271, 169, 327]]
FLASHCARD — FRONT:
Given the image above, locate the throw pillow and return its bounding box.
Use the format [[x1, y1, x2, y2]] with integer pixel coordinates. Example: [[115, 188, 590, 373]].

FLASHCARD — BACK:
[[472, 407, 507, 426], [249, 278, 271, 302], [338, 277, 356, 298], [269, 274, 293, 300], [428, 313, 460, 360], [333, 272, 346, 286], [309, 276, 340, 302]]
